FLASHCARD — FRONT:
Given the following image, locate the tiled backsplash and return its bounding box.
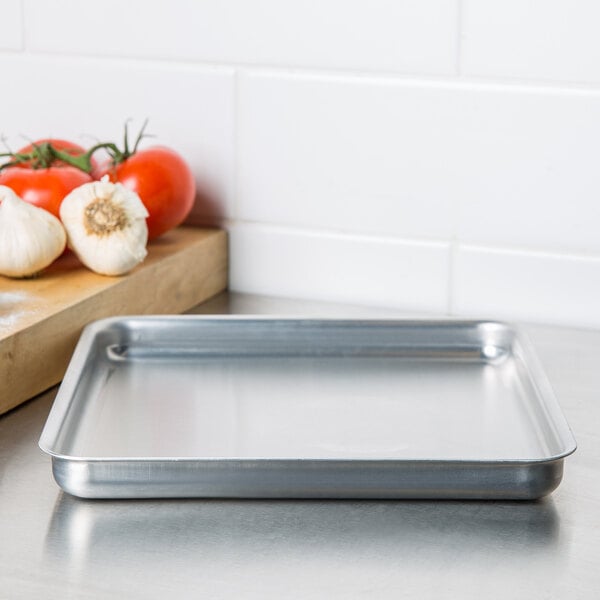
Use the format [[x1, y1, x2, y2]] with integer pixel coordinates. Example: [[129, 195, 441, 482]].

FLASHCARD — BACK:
[[2, 0, 599, 327]]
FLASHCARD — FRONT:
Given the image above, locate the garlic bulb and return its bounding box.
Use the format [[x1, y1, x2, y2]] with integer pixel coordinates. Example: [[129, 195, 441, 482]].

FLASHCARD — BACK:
[[0, 185, 67, 278], [60, 177, 149, 276]]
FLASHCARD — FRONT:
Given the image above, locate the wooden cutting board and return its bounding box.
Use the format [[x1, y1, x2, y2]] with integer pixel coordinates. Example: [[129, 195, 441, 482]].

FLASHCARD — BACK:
[[0, 226, 228, 415]]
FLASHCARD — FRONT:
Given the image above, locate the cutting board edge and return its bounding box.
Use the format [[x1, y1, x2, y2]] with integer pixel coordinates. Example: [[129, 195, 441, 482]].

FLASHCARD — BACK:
[[0, 227, 228, 415]]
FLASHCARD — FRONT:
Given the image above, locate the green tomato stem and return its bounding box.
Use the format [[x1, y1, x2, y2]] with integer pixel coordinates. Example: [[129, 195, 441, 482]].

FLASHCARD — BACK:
[[0, 120, 153, 173]]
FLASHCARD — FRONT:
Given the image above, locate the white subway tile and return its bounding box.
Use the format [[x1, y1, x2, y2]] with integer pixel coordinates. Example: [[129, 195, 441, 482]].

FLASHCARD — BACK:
[[229, 223, 450, 311], [238, 73, 458, 241], [24, 0, 458, 75], [0, 56, 234, 221], [0, 0, 22, 50], [239, 73, 600, 253], [455, 87, 600, 254], [453, 245, 600, 328], [462, 0, 600, 84]]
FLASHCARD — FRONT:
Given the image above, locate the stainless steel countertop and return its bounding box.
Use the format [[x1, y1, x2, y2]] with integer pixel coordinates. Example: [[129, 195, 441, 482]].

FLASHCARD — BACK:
[[1, 292, 599, 599]]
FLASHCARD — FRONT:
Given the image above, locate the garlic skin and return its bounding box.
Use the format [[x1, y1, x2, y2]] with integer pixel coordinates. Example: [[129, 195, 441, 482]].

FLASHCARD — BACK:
[[0, 185, 67, 278], [60, 177, 149, 276]]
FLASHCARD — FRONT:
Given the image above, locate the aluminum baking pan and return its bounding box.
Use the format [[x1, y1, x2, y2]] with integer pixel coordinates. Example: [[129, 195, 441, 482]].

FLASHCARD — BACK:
[[39, 317, 576, 499]]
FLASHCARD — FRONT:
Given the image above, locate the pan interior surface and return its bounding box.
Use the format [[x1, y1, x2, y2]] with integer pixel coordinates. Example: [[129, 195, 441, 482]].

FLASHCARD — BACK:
[[59, 350, 563, 462]]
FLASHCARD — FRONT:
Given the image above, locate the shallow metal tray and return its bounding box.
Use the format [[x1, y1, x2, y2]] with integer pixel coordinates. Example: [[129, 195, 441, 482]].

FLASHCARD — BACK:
[[39, 317, 576, 499]]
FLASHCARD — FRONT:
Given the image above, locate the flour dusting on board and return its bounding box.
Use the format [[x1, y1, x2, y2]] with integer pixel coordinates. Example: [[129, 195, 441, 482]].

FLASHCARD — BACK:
[[0, 291, 36, 330]]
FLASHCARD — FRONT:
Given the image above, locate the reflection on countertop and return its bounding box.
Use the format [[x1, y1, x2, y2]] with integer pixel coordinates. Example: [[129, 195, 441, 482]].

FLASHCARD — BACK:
[[43, 491, 564, 597]]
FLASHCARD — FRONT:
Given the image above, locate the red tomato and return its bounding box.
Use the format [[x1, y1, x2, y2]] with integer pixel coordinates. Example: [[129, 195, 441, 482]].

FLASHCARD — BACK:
[[0, 138, 96, 217], [98, 146, 195, 239], [0, 166, 93, 218]]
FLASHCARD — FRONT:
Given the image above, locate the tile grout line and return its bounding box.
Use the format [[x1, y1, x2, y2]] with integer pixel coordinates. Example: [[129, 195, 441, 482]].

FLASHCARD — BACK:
[[8, 50, 600, 95], [226, 220, 600, 261], [229, 220, 454, 247]]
